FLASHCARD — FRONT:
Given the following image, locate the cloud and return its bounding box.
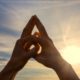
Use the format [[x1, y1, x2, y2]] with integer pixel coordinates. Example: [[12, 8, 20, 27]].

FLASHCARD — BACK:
[[0, 43, 6, 47], [15, 60, 58, 80], [0, 1, 80, 79], [0, 26, 20, 37], [0, 0, 80, 63], [0, 33, 19, 57], [0, 51, 10, 59]]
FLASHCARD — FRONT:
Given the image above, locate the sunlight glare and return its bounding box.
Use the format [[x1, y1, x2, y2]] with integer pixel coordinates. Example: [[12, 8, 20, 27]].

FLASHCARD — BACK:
[[61, 45, 80, 64]]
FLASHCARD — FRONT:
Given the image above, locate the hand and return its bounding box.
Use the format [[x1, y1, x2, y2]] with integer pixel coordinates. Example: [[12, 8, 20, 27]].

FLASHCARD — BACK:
[[0, 15, 39, 80], [0, 35, 39, 80], [32, 16, 80, 80], [8, 14, 40, 71], [33, 33, 61, 69], [29, 15, 61, 69], [9, 36, 38, 72], [33, 33, 80, 80]]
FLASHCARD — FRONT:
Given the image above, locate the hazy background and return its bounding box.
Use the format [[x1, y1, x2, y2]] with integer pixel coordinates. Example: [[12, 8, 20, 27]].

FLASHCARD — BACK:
[[0, 0, 80, 80]]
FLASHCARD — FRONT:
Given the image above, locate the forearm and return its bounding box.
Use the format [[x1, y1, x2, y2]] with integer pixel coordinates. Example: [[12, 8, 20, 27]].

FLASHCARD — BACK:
[[52, 56, 79, 80], [0, 61, 18, 80], [0, 71, 17, 80]]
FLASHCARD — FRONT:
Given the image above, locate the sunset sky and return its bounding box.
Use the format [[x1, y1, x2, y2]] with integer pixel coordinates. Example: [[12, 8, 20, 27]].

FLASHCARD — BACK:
[[0, 1, 80, 79]]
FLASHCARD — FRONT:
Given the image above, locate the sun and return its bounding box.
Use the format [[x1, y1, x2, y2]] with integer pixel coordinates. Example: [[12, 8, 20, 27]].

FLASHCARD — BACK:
[[61, 45, 80, 64]]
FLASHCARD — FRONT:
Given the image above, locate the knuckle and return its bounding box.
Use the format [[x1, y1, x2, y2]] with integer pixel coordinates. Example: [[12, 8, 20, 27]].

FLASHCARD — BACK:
[[16, 39, 20, 44], [16, 39, 22, 45]]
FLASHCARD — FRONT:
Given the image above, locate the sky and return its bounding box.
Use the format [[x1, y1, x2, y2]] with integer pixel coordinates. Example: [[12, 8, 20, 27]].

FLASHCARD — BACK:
[[0, 0, 80, 79]]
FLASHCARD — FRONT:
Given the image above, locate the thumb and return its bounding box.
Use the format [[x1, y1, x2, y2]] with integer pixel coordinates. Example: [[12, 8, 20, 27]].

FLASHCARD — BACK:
[[27, 44, 39, 58]]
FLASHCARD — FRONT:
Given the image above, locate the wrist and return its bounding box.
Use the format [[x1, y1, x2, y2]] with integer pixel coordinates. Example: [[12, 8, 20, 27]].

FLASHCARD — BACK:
[[0, 60, 18, 75], [51, 56, 79, 80], [0, 61, 18, 80]]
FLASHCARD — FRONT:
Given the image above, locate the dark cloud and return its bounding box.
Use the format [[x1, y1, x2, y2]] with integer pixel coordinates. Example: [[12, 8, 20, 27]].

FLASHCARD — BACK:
[[0, 26, 20, 37], [0, 51, 10, 59], [0, 1, 21, 37]]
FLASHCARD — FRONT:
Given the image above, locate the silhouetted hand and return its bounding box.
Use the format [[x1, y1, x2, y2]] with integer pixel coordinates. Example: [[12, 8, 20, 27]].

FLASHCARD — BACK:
[[9, 36, 38, 71], [30, 15, 61, 69], [33, 33, 61, 69], [0, 15, 39, 80], [33, 32, 80, 80], [0, 35, 39, 80]]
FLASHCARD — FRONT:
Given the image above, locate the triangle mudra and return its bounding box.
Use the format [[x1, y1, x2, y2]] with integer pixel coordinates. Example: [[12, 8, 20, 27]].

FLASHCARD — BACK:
[[21, 15, 48, 38], [20, 15, 48, 53]]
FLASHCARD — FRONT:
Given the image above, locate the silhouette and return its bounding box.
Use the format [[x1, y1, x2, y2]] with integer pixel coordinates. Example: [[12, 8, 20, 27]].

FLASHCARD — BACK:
[[0, 15, 79, 80]]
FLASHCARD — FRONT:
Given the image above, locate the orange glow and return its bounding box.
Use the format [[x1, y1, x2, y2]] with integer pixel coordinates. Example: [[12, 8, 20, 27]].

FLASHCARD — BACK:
[[61, 45, 80, 64]]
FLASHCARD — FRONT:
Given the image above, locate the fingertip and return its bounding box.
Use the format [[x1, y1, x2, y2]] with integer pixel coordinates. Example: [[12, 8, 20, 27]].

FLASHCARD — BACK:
[[33, 32, 41, 38]]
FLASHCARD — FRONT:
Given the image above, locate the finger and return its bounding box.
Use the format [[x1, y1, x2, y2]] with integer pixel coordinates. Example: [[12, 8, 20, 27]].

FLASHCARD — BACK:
[[19, 35, 41, 51], [35, 16, 48, 37], [16, 36, 32, 49], [33, 32, 41, 38], [24, 41, 39, 52], [30, 44, 39, 57], [19, 35, 36, 46], [19, 35, 46, 49], [34, 37, 48, 48], [25, 44, 40, 59], [23, 41, 31, 51], [21, 16, 35, 38], [28, 36, 47, 48]]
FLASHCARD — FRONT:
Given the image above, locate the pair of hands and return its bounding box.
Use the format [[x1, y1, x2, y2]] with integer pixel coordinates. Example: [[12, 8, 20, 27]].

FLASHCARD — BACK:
[[1, 15, 79, 80], [9, 15, 61, 72], [10, 33, 60, 71]]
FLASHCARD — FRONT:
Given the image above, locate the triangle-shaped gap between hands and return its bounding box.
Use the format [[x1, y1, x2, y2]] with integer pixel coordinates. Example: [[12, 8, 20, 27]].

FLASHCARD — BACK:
[[21, 15, 48, 39], [31, 25, 39, 35]]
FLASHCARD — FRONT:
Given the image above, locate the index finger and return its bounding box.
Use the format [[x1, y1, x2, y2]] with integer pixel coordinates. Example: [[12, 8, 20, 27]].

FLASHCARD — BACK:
[[34, 15, 49, 38], [21, 16, 35, 38]]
